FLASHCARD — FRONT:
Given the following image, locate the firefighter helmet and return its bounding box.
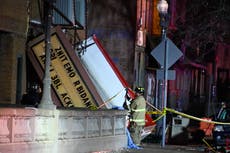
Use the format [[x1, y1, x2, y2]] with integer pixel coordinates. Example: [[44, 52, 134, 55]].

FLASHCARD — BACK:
[[134, 87, 144, 94]]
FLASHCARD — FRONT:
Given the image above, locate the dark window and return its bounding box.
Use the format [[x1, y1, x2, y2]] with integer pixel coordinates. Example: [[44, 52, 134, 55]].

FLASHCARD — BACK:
[[53, 0, 85, 26]]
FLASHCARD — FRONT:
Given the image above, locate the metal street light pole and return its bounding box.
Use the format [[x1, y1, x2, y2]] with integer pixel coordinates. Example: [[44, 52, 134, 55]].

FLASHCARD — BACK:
[[39, 0, 56, 109], [157, 0, 169, 148]]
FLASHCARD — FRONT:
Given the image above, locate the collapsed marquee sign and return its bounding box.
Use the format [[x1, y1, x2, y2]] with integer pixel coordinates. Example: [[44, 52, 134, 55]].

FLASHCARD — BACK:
[[27, 26, 104, 108], [27, 26, 155, 139], [76, 35, 134, 109]]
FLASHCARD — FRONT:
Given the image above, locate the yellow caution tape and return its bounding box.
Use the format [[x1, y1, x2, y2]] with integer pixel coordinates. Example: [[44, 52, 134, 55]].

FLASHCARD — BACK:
[[202, 138, 217, 153], [143, 104, 230, 151], [165, 107, 230, 125], [153, 113, 165, 123], [97, 88, 125, 109], [145, 101, 165, 122], [146, 101, 162, 113], [146, 111, 162, 115]]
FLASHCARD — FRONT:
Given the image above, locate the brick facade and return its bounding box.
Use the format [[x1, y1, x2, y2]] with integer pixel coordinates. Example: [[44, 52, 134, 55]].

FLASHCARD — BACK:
[[87, 0, 136, 86], [0, 33, 14, 103], [0, 0, 28, 104]]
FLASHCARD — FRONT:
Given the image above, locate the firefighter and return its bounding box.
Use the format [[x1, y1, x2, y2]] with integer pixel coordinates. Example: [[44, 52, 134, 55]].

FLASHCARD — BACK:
[[129, 87, 146, 146]]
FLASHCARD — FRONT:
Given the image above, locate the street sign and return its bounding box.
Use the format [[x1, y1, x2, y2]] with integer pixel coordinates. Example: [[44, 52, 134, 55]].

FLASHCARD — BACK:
[[151, 38, 183, 69]]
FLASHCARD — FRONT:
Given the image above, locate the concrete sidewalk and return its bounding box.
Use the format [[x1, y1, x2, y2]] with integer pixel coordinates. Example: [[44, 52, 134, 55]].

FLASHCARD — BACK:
[[119, 143, 206, 153]]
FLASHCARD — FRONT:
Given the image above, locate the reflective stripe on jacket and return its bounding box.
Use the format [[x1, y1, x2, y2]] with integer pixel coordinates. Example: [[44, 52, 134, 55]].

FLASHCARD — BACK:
[[130, 95, 146, 126], [131, 108, 145, 112]]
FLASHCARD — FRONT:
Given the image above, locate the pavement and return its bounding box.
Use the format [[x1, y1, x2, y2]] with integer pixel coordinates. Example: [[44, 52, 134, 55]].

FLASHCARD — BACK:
[[118, 143, 207, 153]]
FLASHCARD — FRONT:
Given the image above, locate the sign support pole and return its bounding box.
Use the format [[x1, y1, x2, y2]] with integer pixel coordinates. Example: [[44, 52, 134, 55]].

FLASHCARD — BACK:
[[161, 29, 168, 147], [151, 1, 183, 147]]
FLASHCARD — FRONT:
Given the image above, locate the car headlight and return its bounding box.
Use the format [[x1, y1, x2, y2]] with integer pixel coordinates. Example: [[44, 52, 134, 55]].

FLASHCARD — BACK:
[[214, 125, 224, 132]]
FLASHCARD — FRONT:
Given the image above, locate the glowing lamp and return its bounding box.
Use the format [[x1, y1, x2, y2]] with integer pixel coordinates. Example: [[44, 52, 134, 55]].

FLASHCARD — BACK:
[[157, 0, 168, 15]]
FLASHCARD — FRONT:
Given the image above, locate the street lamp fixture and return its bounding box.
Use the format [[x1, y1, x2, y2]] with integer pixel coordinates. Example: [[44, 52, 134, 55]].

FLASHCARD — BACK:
[[157, 0, 168, 14], [157, 0, 169, 39]]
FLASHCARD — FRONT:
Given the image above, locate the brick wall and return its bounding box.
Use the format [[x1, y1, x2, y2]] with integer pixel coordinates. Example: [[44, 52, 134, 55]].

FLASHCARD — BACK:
[[0, 0, 28, 104], [0, 32, 27, 105], [88, 0, 136, 86], [0, 33, 14, 103], [0, 0, 28, 35]]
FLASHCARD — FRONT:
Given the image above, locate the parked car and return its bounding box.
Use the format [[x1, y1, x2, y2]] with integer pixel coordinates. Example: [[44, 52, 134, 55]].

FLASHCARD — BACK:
[[213, 105, 230, 151]]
